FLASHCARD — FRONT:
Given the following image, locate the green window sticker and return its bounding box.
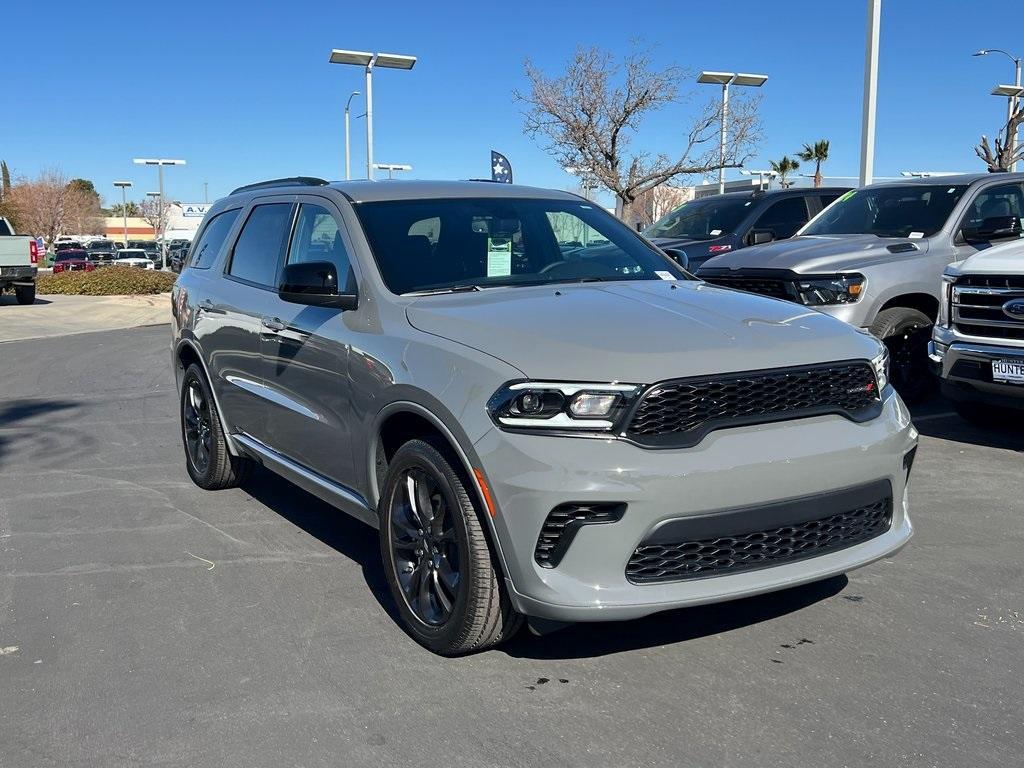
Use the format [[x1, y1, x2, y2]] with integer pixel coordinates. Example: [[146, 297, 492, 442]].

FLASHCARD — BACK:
[[486, 237, 512, 277], [838, 190, 857, 202]]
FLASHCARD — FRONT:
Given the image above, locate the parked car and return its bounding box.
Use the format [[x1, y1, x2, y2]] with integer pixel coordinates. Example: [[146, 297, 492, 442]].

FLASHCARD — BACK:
[[697, 173, 1024, 401], [168, 242, 191, 273], [52, 249, 96, 273], [643, 187, 850, 272], [113, 249, 156, 269], [0, 216, 40, 304], [930, 237, 1024, 420], [171, 177, 916, 655], [86, 239, 118, 264]]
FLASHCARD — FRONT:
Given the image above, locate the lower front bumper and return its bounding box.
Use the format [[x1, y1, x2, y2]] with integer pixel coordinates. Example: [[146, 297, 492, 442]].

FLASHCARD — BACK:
[[475, 390, 917, 622], [929, 337, 1024, 408]]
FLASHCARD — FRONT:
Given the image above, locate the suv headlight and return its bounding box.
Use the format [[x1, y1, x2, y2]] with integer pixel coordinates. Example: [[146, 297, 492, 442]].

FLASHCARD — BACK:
[[487, 381, 641, 432], [795, 274, 866, 306], [872, 346, 890, 392]]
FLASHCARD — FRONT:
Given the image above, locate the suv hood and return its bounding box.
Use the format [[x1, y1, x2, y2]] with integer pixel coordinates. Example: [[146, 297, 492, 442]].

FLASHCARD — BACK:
[[700, 234, 929, 274], [406, 281, 880, 382]]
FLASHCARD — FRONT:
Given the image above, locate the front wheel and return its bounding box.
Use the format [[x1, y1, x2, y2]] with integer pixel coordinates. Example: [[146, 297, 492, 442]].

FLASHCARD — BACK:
[[379, 439, 522, 655], [14, 283, 35, 305], [180, 364, 252, 490], [870, 307, 934, 403]]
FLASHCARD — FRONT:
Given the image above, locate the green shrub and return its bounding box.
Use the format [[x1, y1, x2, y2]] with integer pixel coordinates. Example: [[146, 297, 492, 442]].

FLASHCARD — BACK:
[[37, 268, 176, 296]]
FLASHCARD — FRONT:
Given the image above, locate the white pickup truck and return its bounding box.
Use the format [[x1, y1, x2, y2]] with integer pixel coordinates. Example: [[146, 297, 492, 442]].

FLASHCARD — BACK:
[[930, 237, 1024, 420], [0, 217, 39, 304]]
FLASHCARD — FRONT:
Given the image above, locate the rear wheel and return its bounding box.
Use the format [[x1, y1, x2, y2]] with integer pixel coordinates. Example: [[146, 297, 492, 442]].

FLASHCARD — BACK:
[[180, 364, 252, 490], [870, 307, 933, 403], [379, 439, 522, 655], [14, 283, 35, 305]]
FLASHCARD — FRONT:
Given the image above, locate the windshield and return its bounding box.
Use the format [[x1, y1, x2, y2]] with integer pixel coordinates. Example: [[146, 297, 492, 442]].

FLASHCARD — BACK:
[[355, 197, 685, 295], [642, 196, 752, 240], [802, 185, 968, 238]]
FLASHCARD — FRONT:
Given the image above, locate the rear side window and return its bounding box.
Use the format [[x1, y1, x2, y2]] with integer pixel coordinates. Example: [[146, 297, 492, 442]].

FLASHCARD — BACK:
[[754, 197, 811, 239], [818, 193, 844, 208], [188, 209, 240, 270], [228, 203, 293, 287]]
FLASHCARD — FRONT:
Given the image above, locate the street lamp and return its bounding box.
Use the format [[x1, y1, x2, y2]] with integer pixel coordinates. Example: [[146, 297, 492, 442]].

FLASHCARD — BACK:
[[113, 181, 132, 246], [133, 158, 185, 268], [974, 48, 1022, 171], [372, 163, 412, 180], [697, 71, 768, 194], [328, 49, 417, 180], [344, 90, 361, 180]]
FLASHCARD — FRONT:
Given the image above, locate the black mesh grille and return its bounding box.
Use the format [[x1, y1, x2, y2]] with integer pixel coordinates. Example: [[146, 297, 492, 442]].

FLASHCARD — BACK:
[[626, 496, 893, 584], [625, 361, 880, 447], [535, 503, 626, 567], [704, 275, 794, 300]]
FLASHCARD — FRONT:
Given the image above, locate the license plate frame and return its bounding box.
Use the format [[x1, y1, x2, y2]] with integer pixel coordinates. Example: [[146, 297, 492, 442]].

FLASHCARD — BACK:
[[992, 359, 1024, 385]]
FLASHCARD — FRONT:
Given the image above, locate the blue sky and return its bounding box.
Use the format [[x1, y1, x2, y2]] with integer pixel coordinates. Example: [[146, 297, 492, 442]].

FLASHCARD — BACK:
[[1, 0, 1019, 206]]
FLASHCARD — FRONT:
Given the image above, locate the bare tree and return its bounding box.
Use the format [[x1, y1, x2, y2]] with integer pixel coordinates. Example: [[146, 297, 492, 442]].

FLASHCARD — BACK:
[[975, 105, 1024, 172], [3, 168, 104, 242], [517, 44, 762, 222], [138, 197, 169, 242]]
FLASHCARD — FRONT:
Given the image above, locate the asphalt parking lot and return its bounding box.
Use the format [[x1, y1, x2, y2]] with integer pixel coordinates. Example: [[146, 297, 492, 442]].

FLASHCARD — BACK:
[[1, 324, 1021, 768]]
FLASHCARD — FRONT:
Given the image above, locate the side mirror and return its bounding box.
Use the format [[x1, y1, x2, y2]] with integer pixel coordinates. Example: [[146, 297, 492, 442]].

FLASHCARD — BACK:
[[965, 215, 1022, 242], [279, 261, 358, 310], [662, 248, 689, 271], [750, 229, 775, 245]]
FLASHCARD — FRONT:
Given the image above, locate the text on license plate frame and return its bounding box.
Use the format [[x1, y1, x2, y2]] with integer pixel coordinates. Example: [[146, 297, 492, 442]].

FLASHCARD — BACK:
[[992, 359, 1024, 384]]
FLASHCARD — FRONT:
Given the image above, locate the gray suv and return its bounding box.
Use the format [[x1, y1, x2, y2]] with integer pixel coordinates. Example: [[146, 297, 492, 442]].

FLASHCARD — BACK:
[[171, 178, 917, 655]]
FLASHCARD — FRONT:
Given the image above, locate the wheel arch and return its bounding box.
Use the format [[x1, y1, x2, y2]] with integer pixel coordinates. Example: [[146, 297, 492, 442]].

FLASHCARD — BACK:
[[877, 293, 940, 323], [174, 337, 241, 457]]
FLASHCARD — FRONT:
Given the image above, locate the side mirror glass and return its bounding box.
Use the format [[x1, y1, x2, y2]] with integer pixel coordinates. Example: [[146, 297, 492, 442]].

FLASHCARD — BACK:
[[662, 248, 689, 271], [279, 261, 358, 310], [964, 215, 1022, 242], [750, 229, 775, 245]]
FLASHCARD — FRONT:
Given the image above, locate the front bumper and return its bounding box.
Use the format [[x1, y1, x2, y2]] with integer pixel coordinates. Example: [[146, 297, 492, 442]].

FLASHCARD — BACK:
[[474, 389, 917, 622], [930, 326, 1024, 408]]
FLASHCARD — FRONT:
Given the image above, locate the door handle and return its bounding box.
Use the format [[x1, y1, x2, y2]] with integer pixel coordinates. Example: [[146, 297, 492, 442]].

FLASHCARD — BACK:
[[261, 317, 286, 332]]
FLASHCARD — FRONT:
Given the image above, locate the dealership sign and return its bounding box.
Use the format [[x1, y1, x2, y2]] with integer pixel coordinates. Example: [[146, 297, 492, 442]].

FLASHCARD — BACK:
[[180, 204, 211, 217]]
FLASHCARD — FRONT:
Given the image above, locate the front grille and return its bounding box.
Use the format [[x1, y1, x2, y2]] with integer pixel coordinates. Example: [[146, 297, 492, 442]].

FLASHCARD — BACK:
[[626, 493, 893, 584], [624, 361, 880, 448], [703, 275, 794, 301], [952, 275, 1024, 340], [534, 502, 626, 567]]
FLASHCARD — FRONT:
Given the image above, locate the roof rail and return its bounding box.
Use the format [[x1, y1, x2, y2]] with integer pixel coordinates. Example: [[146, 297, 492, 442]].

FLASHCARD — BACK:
[[229, 177, 330, 195]]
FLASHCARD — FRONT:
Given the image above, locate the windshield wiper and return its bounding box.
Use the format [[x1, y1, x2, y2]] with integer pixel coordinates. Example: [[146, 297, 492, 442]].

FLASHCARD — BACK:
[[404, 284, 484, 297]]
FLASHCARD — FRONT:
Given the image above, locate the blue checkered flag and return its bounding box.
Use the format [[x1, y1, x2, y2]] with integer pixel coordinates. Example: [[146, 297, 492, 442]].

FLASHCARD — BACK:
[[491, 150, 513, 184]]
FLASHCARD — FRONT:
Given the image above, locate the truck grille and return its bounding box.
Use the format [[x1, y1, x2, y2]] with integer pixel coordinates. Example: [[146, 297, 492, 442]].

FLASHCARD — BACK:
[[952, 275, 1024, 341], [702, 275, 794, 301], [626, 488, 893, 584], [624, 361, 881, 448]]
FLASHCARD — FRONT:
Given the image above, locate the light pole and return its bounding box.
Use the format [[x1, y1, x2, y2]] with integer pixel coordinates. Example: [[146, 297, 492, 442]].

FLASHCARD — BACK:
[[329, 49, 416, 180], [974, 49, 1023, 172], [344, 91, 361, 180], [113, 181, 132, 246], [697, 71, 768, 194], [133, 158, 185, 268], [372, 163, 412, 180], [859, 0, 882, 186]]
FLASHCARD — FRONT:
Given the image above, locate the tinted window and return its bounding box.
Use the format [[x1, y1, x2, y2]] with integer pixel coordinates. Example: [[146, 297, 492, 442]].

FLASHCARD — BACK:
[[961, 183, 1024, 235], [355, 197, 684, 295], [819, 192, 844, 208], [803, 185, 968, 238], [189, 209, 241, 270], [228, 204, 293, 286], [754, 197, 810, 239], [642, 196, 753, 239], [287, 204, 354, 288]]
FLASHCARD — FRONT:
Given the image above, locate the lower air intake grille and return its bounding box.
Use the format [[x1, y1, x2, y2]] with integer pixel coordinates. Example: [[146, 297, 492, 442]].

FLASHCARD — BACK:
[[626, 486, 892, 584], [535, 502, 626, 567]]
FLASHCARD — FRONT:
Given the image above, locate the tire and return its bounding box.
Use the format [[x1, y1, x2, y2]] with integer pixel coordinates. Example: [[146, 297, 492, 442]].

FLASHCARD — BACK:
[[379, 438, 522, 655], [869, 307, 934, 404], [14, 283, 35, 305], [180, 363, 252, 490]]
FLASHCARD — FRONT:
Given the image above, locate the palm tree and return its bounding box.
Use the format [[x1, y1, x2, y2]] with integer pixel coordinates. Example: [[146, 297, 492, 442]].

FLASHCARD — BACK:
[[798, 139, 830, 187], [769, 156, 800, 189]]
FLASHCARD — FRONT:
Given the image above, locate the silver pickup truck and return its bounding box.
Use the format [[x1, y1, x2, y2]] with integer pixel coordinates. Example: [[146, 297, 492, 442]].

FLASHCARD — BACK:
[[0, 216, 39, 304], [698, 172, 1024, 401], [930, 238, 1024, 420]]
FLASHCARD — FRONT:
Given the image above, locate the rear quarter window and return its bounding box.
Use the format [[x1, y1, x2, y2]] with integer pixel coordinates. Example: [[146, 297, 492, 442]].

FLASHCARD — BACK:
[[188, 209, 241, 270]]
